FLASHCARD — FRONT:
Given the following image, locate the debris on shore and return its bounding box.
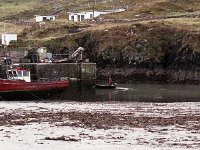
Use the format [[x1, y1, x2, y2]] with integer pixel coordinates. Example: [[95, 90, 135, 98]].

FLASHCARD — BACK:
[[0, 101, 199, 150]]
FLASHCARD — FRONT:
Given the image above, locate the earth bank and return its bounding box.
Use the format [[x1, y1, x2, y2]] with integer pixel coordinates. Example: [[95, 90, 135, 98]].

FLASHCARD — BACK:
[[38, 22, 200, 84]]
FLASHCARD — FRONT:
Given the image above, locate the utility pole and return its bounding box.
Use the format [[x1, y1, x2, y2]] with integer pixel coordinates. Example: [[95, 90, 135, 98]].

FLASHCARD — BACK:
[[92, 0, 95, 20]]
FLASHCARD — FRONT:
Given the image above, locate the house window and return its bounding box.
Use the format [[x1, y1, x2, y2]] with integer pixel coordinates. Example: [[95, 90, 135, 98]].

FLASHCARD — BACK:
[[77, 15, 80, 21], [71, 16, 74, 21], [90, 14, 93, 19], [81, 15, 84, 21], [43, 17, 47, 21], [13, 71, 17, 77]]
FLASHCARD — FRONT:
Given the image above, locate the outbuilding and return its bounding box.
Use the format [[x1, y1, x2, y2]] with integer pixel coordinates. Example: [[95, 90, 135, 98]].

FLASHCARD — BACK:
[[1, 33, 17, 46], [34, 15, 56, 22], [68, 9, 125, 22]]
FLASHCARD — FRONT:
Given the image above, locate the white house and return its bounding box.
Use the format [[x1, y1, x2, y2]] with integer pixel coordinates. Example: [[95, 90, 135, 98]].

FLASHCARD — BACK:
[[1, 33, 17, 45], [68, 9, 125, 22], [34, 15, 56, 22]]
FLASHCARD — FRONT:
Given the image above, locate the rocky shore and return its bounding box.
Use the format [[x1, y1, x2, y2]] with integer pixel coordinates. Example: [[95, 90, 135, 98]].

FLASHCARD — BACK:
[[97, 67, 200, 84], [1, 105, 200, 130], [80, 23, 200, 84]]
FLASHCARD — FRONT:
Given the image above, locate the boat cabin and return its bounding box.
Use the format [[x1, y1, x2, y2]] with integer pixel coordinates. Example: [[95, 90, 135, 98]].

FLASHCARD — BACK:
[[6, 68, 31, 82]]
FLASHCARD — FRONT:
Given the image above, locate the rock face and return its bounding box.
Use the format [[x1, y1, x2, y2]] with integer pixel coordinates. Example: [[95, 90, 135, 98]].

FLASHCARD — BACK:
[[42, 22, 200, 84], [84, 24, 200, 84], [95, 45, 200, 83], [96, 46, 200, 83]]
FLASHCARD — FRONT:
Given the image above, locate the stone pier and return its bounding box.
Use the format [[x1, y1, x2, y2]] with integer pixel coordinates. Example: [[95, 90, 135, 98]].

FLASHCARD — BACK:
[[0, 62, 96, 85]]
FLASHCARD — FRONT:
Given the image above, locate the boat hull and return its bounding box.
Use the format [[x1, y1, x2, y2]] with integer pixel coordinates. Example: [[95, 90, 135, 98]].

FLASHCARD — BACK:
[[0, 79, 69, 100], [95, 83, 117, 89]]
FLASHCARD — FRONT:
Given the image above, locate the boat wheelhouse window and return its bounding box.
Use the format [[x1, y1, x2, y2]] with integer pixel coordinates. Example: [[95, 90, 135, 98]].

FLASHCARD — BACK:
[[23, 70, 29, 76], [8, 71, 12, 75], [13, 71, 17, 77], [8, 71, 13, 77], [17, 71, 22, 77]]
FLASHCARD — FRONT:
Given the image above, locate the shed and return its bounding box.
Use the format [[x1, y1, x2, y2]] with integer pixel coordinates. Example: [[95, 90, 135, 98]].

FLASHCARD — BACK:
[[35, 15, 56, 22], [68, 9, 125, 22], [1, 33, 17, 46]]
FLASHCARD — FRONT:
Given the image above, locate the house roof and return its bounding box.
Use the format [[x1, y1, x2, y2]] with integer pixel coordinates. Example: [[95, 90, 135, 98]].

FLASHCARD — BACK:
[[34, 15, 57, 17], [67, 9, 125, 15]]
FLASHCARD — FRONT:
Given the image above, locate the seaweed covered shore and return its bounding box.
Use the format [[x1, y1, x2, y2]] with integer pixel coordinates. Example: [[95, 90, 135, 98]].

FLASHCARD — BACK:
[[0, 101, 199, 149]]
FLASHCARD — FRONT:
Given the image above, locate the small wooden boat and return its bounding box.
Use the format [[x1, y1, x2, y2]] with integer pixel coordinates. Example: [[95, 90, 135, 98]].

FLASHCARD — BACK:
[[0, 68, 69, 100], [95, 83, 117, 89]]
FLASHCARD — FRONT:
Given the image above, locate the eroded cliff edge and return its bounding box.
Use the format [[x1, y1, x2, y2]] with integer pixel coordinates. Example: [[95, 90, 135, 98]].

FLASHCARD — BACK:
[[19, 20, 200, 84], [71, 22, 200, 84]]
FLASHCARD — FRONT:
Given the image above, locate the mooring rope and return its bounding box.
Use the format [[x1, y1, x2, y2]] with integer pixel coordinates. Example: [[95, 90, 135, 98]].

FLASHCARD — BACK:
[[0, 96, 4, 100], [0, 79, 45, 101], [24, 90, 45, 101]]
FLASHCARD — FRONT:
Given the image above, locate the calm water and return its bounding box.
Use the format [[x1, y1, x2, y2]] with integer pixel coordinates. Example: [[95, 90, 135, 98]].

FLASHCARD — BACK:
[[93, 84, 200, 102], [2, 83, 200, 102]]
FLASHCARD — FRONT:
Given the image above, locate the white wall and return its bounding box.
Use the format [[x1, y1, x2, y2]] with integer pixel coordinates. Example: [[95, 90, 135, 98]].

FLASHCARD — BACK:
[[68, 11, 111, 22], [35, 16, 56, 22], [37, 47, 47, 61], [69, 12, 93, 22], [1, 34, 17, 45], [35, 16, 43, 22], [68, 9, 125, 22]]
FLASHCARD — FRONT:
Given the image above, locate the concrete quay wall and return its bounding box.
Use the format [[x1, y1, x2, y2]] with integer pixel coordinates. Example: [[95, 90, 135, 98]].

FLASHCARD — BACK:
[[0, 63, 96, 86]]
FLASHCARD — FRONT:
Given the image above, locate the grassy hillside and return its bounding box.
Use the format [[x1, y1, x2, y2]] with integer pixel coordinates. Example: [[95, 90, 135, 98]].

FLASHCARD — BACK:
[[1, 0, 200, 53], [104, 0, 200, 19], [1, 0, 200, 20], [0, 0, 40, 20], [2, 0, 200, 83], [0, 0, 114, 20]]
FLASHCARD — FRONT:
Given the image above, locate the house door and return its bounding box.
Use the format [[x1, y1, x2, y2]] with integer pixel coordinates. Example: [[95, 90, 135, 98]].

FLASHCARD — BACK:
[[43, 17, 47, 21], [77, 15, 80, 21], [90, 14, 93, 19], [71, 16, 74, 21], [81, 15, 84, 21]]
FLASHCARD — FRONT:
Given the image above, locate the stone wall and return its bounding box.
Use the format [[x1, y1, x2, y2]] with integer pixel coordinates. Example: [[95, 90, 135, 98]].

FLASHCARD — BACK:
[[0, 63, 96, 85]]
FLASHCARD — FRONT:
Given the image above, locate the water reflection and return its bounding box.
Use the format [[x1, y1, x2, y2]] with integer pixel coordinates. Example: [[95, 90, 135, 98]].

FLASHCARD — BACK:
[[95, 84, 200, 102], [53, 83, 200, 102]]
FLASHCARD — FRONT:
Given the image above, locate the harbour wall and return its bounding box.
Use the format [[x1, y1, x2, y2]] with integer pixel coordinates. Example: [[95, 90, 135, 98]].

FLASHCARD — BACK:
[[0, 63, 96, 86], [0, 63, 96, 100]]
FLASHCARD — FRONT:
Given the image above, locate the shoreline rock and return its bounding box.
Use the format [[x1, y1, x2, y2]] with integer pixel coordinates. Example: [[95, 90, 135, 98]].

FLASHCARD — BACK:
[[97, 67, 200, 84]]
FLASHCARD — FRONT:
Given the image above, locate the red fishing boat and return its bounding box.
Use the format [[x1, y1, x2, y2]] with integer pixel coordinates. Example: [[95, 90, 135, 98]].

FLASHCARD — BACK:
[[0, 68, 69, 100]]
